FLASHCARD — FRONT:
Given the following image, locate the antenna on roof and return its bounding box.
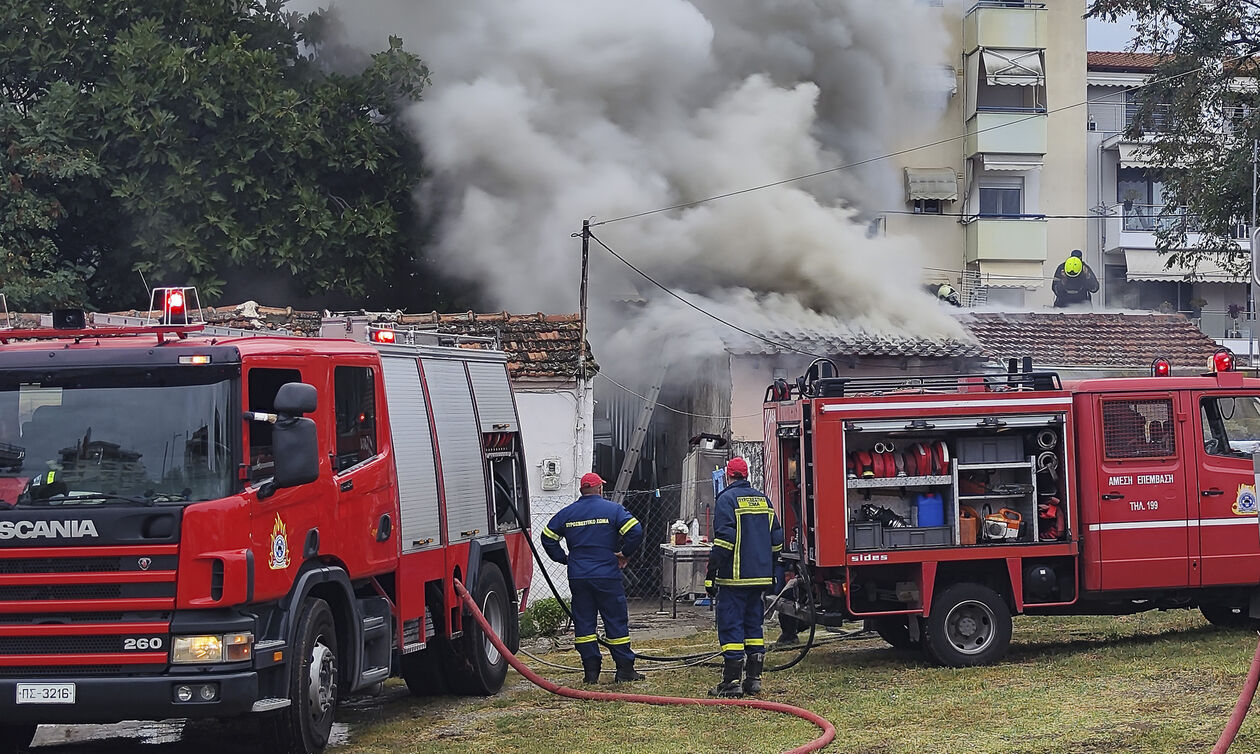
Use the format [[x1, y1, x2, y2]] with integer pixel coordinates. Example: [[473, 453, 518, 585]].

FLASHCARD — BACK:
[[138, 270, 152, 306]]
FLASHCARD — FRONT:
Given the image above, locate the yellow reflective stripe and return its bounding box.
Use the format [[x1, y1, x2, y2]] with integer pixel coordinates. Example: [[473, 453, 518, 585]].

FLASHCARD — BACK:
[[745, 638, 765, 647], [605, 636, 631, 645], [715, 577, 774, 587], [713, 539, 734, 551], [45, 471, 55, 483], [574, 634, 598, 644], [619, 517, 639, 536], [771, 543, 783, 552], [703, 579, 713, 587], [721, 643, 744, 652], [542, 527, 562, 541]]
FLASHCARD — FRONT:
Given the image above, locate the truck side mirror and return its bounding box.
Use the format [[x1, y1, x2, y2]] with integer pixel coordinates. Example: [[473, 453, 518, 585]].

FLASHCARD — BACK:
[[272, 416, 319, 490], [275, 382, 317, 415]]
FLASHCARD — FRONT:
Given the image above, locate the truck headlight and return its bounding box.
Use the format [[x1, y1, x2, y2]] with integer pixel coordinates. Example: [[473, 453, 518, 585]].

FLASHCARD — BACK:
[[171, 632, 253, 664]]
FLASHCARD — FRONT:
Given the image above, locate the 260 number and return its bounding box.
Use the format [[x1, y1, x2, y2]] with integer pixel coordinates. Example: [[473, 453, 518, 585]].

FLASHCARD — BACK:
[[123, 637, 164, 651]]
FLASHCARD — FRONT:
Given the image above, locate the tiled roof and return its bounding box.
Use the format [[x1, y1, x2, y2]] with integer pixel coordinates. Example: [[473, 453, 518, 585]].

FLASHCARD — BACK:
[[1087, 51, 1165, 72], [958, 312, 1220, 368], [101, 303, 593, 380], [724, 328, 988, 360]]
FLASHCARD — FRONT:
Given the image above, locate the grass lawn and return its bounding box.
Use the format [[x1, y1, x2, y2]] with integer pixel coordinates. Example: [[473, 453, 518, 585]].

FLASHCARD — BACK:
[[337, 611, 1260, 754]]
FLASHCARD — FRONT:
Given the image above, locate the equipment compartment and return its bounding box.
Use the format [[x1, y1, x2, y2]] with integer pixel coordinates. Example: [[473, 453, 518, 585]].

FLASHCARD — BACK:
[[884, 526, 952, 548]]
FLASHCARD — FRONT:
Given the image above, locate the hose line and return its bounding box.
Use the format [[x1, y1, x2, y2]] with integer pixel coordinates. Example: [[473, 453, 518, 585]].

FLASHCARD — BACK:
[[455, 578, 837, 754]]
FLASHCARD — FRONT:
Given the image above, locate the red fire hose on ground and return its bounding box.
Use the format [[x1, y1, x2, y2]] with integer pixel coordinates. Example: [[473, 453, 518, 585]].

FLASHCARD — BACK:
[[453, 579, 836, 754], [1213, 635, 1260, 753]]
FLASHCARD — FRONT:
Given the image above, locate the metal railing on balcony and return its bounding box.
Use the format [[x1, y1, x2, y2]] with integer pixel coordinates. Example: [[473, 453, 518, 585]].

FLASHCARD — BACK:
[[1121, 204, 1250, 239]]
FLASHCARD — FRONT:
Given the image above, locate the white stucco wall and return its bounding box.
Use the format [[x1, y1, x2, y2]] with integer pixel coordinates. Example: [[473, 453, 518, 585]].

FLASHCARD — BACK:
[[515, 379, 593, 603]]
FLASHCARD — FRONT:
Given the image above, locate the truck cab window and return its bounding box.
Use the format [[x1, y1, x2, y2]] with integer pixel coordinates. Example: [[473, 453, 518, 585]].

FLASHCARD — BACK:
[[248, 368, 301, 479], [334, 366, 377, 472], [1102, 398, 1174, 459], [1200, 396, 1260, 457]]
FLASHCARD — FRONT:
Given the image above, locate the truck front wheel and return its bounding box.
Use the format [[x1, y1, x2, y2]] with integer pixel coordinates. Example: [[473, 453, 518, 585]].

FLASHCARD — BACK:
[[264, 597, 340, 754], [922, 583, 1012, 667], [446, 562, 513, 695], [0, 724, 36, 753]]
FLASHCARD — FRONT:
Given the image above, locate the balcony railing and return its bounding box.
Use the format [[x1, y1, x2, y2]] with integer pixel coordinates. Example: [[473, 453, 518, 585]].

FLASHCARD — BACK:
[[1121, 204, 1250, 239], [965, 109, 1048, 158], [964, 2, 1048, 53], [964, 215, 1048, 263]]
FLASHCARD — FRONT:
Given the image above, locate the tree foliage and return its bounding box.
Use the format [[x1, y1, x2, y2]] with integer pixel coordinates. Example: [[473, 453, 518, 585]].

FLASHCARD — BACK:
[[1088, 0, 1260, 275], [0, 0, 433, 310]]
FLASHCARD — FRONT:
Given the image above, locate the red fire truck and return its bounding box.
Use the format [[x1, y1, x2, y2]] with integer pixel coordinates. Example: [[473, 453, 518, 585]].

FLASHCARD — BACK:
[[763, 353, 1260, 667], [0, 290, 533, 754]]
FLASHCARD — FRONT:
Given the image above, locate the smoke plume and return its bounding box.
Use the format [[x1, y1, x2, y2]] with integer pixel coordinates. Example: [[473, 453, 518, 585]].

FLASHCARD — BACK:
[[308, 0, 963, 373]]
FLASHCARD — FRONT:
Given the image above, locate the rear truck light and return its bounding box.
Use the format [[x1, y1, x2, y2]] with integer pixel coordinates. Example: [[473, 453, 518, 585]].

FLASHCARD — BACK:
[[171, 632, 253, 664], [824, 579, 846, 597]]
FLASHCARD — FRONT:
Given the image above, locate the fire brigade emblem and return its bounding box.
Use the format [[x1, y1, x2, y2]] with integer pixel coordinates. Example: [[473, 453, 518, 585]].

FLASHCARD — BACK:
[[269, 515, 290, 570], [1234, 484, 1258, 516]]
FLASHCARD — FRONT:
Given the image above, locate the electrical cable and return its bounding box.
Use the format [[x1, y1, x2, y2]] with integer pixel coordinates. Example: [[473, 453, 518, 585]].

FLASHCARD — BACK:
[[454, 578, 838, 754], [597, 371, 764, 420], [590, 53, 1248, 228], [587, 230, 828, 360]]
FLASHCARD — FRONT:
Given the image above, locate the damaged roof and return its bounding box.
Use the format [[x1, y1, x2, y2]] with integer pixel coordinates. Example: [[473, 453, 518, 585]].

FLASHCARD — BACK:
[[959, 312, 1221, 369], [724, 327, 988, 360], [90, 303, 593, 380]]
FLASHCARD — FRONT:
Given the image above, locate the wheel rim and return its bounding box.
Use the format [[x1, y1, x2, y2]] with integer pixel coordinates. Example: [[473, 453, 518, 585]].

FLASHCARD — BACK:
[[481, 589, 505, 665], [307, 635, 337, 720], [943, 599, 996, 655]]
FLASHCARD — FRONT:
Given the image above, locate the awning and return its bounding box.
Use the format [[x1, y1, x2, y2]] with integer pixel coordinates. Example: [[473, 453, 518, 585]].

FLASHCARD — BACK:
[[981, 153, 1043, 172], [905, 168, 959, 201], [974, 260, 1045, 289], [1123, 248, 1245, 283], [1118, 142, 1156, 168], [981, 49, 1045, 87]]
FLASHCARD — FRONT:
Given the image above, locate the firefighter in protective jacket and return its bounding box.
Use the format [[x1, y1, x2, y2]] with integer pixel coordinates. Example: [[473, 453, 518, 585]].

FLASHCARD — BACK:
[[705, 457, 784, 697], [541, 472, 645, 683]]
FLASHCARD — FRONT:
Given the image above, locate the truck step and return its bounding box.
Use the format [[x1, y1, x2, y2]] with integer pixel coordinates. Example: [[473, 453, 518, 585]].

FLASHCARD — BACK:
[[251, 698, 292, 713], [359, 666, 390, 685]]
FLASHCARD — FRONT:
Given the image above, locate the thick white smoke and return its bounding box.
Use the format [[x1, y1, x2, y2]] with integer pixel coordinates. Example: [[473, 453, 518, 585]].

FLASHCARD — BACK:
[[308, 0, 964, 373]]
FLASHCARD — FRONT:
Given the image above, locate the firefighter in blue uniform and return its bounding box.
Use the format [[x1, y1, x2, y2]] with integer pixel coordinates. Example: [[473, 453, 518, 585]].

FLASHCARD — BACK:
[[542, 472, 645, 684], [705, 457, 783, 697]]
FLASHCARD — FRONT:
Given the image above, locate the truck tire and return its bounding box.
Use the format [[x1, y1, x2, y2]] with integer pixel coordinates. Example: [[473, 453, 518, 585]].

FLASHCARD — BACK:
[[1201, 604, 1260, 630], [922, 583, 1012, 667], [446, 562, 513, 695], [867, 616, 919, 649], [0, 724, 36, 753], [263, 598, 340, 754]]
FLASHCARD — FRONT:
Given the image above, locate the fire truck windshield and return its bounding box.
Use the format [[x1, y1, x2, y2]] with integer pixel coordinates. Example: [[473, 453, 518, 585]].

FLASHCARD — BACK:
[[0, 373, 236, 506]]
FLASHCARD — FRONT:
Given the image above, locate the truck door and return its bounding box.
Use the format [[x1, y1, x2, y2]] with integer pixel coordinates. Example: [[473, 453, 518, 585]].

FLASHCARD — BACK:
[[331, 362, 396, 573], [1192, 392, 1260, 586], [1090, 393, 1191, 590]]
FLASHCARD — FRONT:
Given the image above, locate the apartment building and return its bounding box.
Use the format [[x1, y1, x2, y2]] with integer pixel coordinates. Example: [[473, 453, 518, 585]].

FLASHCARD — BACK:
[[886, 1, 1088, 307], [1085, 51, 1251, 340]]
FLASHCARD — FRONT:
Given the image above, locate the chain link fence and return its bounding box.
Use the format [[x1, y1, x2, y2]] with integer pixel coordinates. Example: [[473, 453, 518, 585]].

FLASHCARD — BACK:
[[529, 485, 687, 603]]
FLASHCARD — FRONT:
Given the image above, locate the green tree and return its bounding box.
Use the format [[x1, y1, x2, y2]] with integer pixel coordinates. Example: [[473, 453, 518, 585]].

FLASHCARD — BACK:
[[0, 0, 431, 310], [1088, 1, 1260, 276]]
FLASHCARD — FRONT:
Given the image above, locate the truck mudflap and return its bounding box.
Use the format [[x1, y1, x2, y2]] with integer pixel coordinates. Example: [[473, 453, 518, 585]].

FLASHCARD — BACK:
[[1, 671, 259, 724]]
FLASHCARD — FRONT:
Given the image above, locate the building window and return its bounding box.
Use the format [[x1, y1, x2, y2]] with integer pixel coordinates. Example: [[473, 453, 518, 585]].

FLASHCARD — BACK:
[[913, 199, 943, 214], [334, 366, 377, 472], [979, 185, 1022, 217]]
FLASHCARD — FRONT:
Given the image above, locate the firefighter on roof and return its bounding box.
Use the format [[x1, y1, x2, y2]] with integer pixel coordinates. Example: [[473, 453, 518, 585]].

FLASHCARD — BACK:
[[542, 472, 645, 683], [1051, 249, 1099, 307], [705, 457, 784, 697]]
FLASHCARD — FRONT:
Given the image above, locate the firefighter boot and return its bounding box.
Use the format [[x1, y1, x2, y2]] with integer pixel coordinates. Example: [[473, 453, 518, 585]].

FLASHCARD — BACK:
[[582, 657, 602, 684], [613, 658, 645, 683], [742, 652, 765, 695], [708, 657, 745, 698]]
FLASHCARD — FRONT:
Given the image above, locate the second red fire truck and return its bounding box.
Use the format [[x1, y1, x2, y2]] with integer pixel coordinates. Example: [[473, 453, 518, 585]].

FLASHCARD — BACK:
[[764, 352, 1260, 666], [0, 290, 533, 753]]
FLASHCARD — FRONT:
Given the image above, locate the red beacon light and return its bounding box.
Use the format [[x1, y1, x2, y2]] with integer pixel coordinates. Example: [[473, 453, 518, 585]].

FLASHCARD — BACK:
[[1150, 357, 1172, 377], [148, 286, 201, 327], [1211, 348, 1235, 373], [370, 328, 397, 344]]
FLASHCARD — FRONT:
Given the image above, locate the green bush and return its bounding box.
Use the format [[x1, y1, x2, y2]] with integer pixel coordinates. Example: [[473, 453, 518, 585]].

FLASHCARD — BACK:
[[521, 597, 568, 639]]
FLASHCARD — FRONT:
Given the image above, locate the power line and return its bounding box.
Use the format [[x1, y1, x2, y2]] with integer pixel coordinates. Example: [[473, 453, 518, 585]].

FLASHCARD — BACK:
[[586, 229, 827, 359], [596, 371, 763, 420], [590, 54, 1246, 228]]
